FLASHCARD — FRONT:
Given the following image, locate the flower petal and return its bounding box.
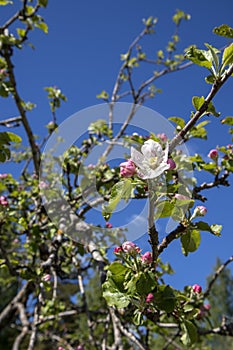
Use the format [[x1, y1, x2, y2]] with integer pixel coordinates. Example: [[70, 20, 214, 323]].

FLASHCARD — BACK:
[[141, 139, 163, 159], [131, 147, 144, 167]]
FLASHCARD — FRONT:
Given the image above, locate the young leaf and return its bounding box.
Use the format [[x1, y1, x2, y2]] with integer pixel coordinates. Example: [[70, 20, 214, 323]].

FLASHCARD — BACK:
[[35, 21, 48, 34], [205, 74, 215, 84], [0, 131, 22, 143], [185, 46, 212, 69], [96, 90, 109, 100], [221, 116, 233, 125], [222, 43, 233, 67], [154, 200, 175, 219], [168, 116, 185, 128], [192, 96, 205, 111], [213, 24, 233, 39], [102, 280, 131, 308], [102, 179, 132, 220], [0, 0, 12, 5], [136, 271, 157, 295], [39, 0, 48, 7], [205, 43, 220, 70], [207, 101, 220, 117], [181, 230, 201, 256], [154, 285, 176, 313], [181, 320, 198, 346], [194, 221, 221, 236]]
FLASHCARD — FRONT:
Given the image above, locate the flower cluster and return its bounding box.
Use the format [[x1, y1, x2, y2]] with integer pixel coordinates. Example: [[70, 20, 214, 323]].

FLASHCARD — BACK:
[[114, 242, 154, 265], [120, 139, 175, 180]]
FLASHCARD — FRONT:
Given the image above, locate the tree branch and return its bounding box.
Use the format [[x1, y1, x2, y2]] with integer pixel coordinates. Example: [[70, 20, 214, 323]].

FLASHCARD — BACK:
[[204, 255, 233, 298], [169, 64, 233, 152]]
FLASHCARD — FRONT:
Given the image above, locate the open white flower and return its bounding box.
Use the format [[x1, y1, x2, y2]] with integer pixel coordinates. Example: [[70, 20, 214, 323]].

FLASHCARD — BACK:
[[131, 139, 170, 179]]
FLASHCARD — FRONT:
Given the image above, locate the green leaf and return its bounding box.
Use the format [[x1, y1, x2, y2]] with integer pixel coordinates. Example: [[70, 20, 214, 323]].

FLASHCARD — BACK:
[[155, 200, 175, 219], [136, 271, 157, 295], [210, 224, 222, 236], [168, 116, 185, 129], [0, 0, 12, 5], [102, 280, 131, 308], [102, 179, 132, 220], [192, 96, 205, 111], [185, 46, 212, 69], [35, 21, 48, 33], [181, 320, 198, 345], [39, 0, 48, 7], [172, 10, 191, 26], [213, 24, 233, 39], [207, 101, 220, 117], [0, 131, 22, 143], [96, 90, 109, 100], [221, 116, 233, 125], [205, 74, 215, 84], [222, 43, 233, 67], [200, 163, 217, 173], [194, 221, 222, 236], [154, 285, 176, 313], [108, 261, 127, 276], [133, 310, 143, 326], [205, 43, 220, 70], [108, 262, 128, 291], [181, 230, 201, 256], [127, 57, 139, 68], [17, 28, 26, 38]]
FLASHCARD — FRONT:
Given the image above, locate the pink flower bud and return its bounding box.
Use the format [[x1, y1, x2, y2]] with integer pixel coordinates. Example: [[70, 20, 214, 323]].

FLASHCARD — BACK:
[[167, 158, 176, 170], [146, 293, 154, 303], [194, 206, 207, 216], [203, 303, 211, 311], [105, 222, 112, 228], [174, 194, 190, 201], [87, 164, 95, 169], [157, 133, 168, 142], [0, 195, 8, 206], [208, 149, 218, 159], [76, 346, 84, 350], [39, 181, 49, 189], [58, 347, 65, 350], [120, 159, 136, 178], [114, 246, 123, 254], [0, 173, 8, 179], [42, 274, 51, 282], [141, 252, 153, 264], [192, 284, 202, 293], [122, 241, 137, 253]]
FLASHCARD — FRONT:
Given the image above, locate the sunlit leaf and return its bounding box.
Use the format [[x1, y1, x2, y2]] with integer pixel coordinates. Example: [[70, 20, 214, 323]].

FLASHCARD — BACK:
[[185, 46, 212, 69], [213, 24, 233, 39], [222, 43, 233, 67]]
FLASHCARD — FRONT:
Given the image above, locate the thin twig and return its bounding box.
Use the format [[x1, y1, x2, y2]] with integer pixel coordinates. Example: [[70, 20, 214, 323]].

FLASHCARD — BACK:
[[169, 64, 233, 152], [3, 51, 40, 175], [204, 255, 233, 298]]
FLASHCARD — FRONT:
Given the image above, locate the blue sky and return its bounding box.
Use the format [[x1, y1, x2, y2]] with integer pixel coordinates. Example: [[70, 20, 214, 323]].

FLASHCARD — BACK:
[[1, 0, 233, 291]]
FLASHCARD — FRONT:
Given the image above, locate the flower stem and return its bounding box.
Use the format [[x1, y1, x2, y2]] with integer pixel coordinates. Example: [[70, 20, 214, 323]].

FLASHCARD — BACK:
[[148, 180, 159, 262]]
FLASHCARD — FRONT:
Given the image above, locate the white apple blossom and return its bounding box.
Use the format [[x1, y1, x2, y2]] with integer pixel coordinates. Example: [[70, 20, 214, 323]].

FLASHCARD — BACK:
[[131, 139, 170, 179]]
